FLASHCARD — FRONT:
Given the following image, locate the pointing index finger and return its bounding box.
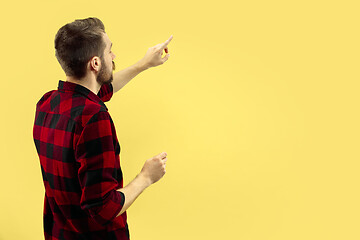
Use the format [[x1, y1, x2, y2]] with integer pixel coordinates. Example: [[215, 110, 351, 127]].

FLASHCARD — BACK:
[[161, 35, 173, 49]]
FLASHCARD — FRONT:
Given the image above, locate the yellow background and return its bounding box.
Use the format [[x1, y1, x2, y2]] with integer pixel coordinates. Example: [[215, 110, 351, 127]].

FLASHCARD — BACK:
[[1, 0, 359, 239]]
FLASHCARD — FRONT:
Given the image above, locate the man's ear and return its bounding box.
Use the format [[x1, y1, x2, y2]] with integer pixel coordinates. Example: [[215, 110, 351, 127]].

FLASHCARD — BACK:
[[89, 56, 101, 72]]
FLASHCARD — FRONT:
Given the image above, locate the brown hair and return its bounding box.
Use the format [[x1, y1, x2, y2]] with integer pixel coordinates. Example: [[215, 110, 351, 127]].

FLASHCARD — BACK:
[[54, 17, 106, 79]]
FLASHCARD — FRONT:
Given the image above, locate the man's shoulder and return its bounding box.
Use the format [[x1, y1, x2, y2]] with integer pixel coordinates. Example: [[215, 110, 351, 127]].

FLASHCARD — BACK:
[[35, 90, 56, 108], [65, 99, 109, 128], [35, 89, 109, 128], [78, 106, 110, 127]]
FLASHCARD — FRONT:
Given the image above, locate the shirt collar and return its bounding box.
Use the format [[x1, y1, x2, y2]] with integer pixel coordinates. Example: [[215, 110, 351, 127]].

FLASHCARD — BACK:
[[58, 80, 108, 110]]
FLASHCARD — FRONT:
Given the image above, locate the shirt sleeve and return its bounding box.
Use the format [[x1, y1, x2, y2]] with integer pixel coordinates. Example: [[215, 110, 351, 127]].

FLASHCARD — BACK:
[[75, 110, 124, 226], [97, 83, 113, 102]]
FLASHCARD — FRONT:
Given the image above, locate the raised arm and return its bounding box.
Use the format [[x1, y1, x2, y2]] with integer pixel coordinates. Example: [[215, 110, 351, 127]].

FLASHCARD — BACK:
[[112, 60, 148, 93], [112, 35, 173, 94]]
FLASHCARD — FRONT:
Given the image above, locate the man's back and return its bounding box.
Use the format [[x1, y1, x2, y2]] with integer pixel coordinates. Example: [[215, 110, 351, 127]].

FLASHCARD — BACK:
[[33, 80, 129, 239]]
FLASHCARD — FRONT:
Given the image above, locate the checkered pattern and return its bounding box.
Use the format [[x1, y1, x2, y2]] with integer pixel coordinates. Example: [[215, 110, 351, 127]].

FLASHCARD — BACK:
[[33, 80, 130, 239]]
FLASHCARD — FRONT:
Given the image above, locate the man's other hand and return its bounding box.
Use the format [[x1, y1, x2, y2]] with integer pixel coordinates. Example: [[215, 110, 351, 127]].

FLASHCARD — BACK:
[[140, 152, 168, 185]]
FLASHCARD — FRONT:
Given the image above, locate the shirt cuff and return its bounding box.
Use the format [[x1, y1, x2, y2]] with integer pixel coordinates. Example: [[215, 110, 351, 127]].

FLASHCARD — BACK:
[[89, 190, 125, 226]]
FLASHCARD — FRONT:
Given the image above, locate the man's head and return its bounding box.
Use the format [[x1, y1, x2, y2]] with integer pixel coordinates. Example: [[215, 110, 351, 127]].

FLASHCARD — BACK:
[[55, 17, 116, 84]]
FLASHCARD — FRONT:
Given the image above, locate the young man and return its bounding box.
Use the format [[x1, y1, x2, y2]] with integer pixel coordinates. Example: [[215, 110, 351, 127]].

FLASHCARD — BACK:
[[32, 17, 173, 239]]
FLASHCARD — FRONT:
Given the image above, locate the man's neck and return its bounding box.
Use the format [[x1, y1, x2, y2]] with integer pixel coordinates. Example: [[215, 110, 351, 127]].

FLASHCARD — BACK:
[[66, 75, 101, 95]]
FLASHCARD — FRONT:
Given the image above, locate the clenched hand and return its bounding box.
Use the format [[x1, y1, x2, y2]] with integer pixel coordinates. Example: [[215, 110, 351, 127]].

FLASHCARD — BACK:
[[140, 152, 168, 185]]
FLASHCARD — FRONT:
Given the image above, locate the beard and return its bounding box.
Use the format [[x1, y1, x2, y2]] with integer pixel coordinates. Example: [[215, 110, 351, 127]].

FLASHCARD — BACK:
[[96, 60, 116, 85]]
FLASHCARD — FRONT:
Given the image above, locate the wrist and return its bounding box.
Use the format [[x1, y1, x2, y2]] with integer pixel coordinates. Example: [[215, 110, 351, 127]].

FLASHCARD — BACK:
[[137, 172, 152, 189]]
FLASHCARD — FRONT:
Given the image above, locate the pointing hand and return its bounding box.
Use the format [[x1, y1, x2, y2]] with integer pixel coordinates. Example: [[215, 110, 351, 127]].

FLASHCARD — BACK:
[[140, 35, 173, 69]]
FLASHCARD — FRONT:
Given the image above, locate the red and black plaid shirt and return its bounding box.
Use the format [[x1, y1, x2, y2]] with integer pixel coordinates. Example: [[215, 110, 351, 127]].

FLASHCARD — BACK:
[[33, 80, 129, 240]]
